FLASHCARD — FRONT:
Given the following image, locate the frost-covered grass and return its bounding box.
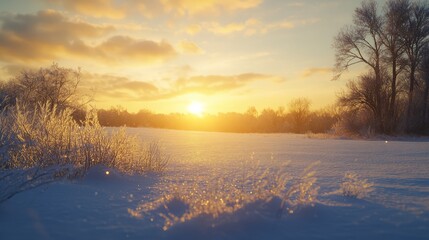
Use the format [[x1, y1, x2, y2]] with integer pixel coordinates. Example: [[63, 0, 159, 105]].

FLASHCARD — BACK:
[[0, 103, 168, 203], [128, 161, 319, 230], [340, 172, 374, 199]]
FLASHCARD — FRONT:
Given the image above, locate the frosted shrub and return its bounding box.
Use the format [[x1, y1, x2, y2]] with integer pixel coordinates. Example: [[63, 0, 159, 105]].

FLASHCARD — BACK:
[[128, 161, 319, 230], [0, 102, 168, 203], [76, 110, 168, 175], [340, 172, 373, 199], [278, 162, 319, 216]]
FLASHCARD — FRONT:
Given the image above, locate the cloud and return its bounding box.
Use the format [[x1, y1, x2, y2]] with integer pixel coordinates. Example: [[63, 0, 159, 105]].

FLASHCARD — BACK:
[[45, 0, 261, 19], [185, 24, 202, 35], [96, 36, 176, 64], [178, 40, 204, 54], [45, 0, 126, 19], [172, 73, 283, 96], [0, 10, 176, 64], [81, 73, 160, 101], [210, 18, 295, 35], [160, 0, 262, 16], [82, 72, 282, 102], [0, 10, 113, 41], [186, 17, 317, 36], [301, 67, 333, 78], [208, 20, 252, 35], [128, 0, 168, 19], [0, 10, 112, 62]]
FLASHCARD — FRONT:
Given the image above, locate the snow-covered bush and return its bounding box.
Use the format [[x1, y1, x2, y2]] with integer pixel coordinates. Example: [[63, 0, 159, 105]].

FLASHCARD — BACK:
[[0, 103, 168, 203], [340, 172, 373, 199], [128, 161, 319, 230]]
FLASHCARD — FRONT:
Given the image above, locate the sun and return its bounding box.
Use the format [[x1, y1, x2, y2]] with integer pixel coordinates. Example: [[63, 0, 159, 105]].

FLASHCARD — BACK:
[[187, 101, 204, 116]]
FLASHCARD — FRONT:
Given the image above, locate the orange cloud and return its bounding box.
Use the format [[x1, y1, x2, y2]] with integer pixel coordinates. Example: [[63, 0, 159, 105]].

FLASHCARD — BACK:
[[45, 0, 261, 19], [174, 73, 283, 95], [46, 0, 125, 19], [81, 72, 282, 102], [301, 67, 333, 78], [81, 73, 160, 101], [186, 17, 316, 36], [210, 18, 295, 35], [208, 21, 250, 35], [127, 0, 165, 18], [178, 40, 204, 54], [0, 11, 176, 65], [161, 0, 262, 16], [97, 36, 176, 64], [185, 24, 202, 35]]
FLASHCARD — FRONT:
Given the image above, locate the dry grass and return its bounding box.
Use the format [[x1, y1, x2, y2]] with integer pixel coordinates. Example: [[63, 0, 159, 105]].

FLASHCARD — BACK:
[[0, 102, 168, 203], [340, 172, 374, 199], [128, 161, 320, 230]]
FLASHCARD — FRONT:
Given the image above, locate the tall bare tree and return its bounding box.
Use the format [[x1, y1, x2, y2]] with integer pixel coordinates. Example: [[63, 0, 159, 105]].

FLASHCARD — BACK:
[[404, 1, 429, 131], [421, 45, 429, 131], [334, 0, 385, 132], [380, 0, 411, 132]]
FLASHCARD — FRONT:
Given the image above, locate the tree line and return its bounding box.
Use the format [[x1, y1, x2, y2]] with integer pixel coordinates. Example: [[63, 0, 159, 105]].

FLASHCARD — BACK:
[[95, 99, 337, 134], [334, 0, 429, 135]]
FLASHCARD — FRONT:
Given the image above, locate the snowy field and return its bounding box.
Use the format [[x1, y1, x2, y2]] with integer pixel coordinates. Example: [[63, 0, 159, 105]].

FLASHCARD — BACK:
[[1, 128, 429, 240]]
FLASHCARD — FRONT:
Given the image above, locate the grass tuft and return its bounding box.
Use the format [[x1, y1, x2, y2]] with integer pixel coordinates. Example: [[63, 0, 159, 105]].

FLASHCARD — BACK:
[[340, 172, 373, 199]]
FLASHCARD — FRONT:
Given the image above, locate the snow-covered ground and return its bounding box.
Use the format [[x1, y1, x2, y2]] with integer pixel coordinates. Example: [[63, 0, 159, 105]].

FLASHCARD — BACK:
[[1, 128, 429, 240]]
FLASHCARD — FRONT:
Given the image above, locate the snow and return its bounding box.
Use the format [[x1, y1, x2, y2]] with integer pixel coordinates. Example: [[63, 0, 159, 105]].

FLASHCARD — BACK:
[[1, 128, 429, 240]]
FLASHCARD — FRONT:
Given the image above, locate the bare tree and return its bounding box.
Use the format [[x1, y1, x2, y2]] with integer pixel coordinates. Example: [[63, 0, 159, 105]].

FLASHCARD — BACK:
[[380, 0, 411, 132], [288, 98, 311, 133], [245, 106, 258, 118], [404, 1, 429, 131], [338, 71, 390, 133], [334, 0, 386, 132], [333, 0, 429, 135], [0, 63, 83, 111], [421, 45, 429, 131]]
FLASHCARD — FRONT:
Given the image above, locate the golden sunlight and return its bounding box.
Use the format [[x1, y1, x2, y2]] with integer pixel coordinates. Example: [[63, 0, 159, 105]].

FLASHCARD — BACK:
[[187, 101, 204, 116]]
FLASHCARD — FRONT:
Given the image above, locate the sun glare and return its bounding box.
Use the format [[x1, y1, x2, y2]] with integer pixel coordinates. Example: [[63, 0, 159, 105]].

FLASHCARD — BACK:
[[187, 101, 204, 116]]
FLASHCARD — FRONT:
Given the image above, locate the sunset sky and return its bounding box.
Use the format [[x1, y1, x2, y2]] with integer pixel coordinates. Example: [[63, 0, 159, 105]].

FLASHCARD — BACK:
[[0, 0, 378, 114]]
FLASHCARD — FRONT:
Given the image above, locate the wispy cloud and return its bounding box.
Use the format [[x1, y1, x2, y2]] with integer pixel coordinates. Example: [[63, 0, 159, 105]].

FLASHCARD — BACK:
[[301, 67, 333, 78], [45, 0, 262, 19], [208, 19, 257, 35], [185, 24, 202, 35], [185, 17, 318, 36], [81, 73, 160, 101], [160, 0, 262, 17], [174, 73, 281, 93], [96, 36, 176, 64], [46, 0, 126, 19], [178, 40, 204, 54], [83, 72, 283, 102]]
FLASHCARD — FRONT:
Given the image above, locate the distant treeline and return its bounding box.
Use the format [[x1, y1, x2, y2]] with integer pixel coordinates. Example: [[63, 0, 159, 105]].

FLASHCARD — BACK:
[[92, 101, 338, 134]]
